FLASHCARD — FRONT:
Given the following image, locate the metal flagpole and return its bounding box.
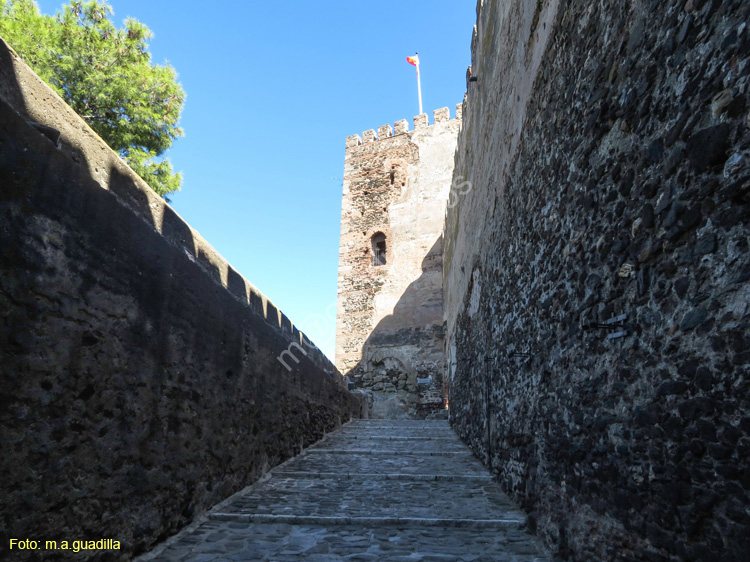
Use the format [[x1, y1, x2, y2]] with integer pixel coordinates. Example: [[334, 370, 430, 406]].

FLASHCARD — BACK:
[[416, 53, 423, 115], [406, 53, 423, 115]]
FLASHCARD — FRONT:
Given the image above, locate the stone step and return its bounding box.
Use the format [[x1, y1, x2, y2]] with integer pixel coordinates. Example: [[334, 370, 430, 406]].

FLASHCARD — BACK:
[[272, 471, 493, 482], [346, 419, 450, 423], [326, 435, 460, 441], [215, 475, 527, 522], [338, 425, 453, 432], [210, 513, 524, 528], [305, 448, 468, 456], [333, 432, 458, 441], [338, 424, 452, 433], [342, 423, 451, 431], [279, 450, 490, 477], [324, 430, 459, 437], [313, 440, 467, 453], [146, 521, 549, 562]]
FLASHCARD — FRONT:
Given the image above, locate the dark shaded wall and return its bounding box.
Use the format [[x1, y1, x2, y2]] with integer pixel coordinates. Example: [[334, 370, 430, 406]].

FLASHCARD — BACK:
[[444, 1, 749, 560], [0, 39, 361, 561]]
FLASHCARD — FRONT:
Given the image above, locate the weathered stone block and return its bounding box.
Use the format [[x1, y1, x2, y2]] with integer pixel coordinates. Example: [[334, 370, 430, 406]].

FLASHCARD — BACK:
[[394, 119, 409, 135], [434, 107, 450, 123], [346, 134, 362, 148], [377, 124, 392, 139]]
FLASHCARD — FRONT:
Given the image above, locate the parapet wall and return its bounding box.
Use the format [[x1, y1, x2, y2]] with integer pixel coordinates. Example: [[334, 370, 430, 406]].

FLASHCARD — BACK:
[[445, 0, 750, 560], [0, 38, 362, 561], [345, 104, 463, 148], [336, 106, 461, 418]]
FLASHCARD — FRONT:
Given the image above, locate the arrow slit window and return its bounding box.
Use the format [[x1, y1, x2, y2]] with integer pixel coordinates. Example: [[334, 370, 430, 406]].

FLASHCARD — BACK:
[[372, 233, 387, 266]]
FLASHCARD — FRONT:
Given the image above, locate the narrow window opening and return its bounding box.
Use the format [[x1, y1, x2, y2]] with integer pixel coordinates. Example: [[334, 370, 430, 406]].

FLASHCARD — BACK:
[[371, 232, 387, 266]]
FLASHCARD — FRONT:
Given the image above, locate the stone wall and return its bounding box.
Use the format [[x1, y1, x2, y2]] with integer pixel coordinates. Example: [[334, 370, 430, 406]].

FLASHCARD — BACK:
[[336, 109, 460, 418], [0, 39, 362, 561], [445, 1, 749, 560]]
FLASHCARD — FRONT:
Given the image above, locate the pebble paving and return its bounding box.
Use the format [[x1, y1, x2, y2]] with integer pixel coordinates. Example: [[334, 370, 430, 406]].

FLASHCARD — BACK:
[[138, 420, 550, 562]]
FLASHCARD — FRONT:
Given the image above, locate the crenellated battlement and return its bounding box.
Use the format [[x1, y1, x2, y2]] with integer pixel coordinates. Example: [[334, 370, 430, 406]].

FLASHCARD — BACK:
[[346, 103, 463, 148]]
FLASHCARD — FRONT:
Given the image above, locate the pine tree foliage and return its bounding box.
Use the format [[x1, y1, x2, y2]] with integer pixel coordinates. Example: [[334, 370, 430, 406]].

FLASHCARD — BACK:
[[0, 0, 185, 197]]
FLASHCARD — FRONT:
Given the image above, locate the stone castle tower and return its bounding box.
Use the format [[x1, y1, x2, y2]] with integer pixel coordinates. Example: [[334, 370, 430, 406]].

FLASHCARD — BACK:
[[335, 105, 461, 418]]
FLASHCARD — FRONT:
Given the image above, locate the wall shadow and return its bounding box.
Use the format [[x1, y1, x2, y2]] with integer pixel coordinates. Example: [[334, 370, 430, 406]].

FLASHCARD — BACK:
[[1, 36, 165, 247], [348, 236, 447, 419], [0, 38, 26, 115]]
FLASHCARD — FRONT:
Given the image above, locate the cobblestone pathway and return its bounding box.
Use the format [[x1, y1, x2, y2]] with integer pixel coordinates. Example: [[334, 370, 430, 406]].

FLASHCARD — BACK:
[[138, 420, 549, 562]]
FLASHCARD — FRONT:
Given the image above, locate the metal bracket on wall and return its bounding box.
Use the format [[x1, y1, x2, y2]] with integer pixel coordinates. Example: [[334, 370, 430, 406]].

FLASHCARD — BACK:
[[498, 350, 532, 365], [607, 330, 628, 340], [582, 314, 628, 339]]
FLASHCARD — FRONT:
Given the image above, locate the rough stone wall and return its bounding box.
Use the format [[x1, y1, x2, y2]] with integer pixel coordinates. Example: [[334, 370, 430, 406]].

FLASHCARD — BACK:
[[445, 1, 749, 561], [336, 109, 461, 418], [0, 39, 362, 561]]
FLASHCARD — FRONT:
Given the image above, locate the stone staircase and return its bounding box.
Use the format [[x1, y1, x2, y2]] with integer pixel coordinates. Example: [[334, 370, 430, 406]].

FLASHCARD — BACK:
[[138, 420, 549, 561]]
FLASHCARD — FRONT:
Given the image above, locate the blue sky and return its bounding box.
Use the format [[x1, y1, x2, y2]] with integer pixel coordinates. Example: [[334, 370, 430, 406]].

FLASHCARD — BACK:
[[34, 0, 476, 360]]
